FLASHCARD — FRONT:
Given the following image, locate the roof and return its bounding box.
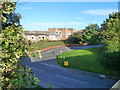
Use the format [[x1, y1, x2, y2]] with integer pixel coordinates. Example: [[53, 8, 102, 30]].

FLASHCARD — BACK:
[[48, 28, 76, 31], [24, 31, 56, 36]]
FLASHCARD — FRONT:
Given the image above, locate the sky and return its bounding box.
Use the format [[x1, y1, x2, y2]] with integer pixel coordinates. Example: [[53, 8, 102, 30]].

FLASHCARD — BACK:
[[15, 2, 118, 31]]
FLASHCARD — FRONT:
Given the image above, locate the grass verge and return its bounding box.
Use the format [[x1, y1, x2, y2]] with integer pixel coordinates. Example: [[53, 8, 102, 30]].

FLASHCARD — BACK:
[[56, 47, 120, 76], [30, 41, 65, 50]]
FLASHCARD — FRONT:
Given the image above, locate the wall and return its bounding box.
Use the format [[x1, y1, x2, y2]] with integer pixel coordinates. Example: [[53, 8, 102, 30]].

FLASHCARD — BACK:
[[48, 28, 77, 40], [24, 28, 78, 41], [48, 35, 57, 40]]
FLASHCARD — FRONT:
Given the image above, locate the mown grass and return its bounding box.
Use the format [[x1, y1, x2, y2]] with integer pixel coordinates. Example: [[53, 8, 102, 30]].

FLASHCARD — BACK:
[[30, 41, 65, 50], [56, 47, 120, 76]]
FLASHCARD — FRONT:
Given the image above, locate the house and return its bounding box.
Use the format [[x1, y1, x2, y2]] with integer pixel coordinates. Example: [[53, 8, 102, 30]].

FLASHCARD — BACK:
[[48, 28, 77, 40], [23, 28, 77, 41], [23, 31, 57, 41]]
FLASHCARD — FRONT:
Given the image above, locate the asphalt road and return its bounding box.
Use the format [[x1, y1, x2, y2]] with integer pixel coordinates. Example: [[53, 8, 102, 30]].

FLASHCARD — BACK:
[[22, 45, 117, 88]]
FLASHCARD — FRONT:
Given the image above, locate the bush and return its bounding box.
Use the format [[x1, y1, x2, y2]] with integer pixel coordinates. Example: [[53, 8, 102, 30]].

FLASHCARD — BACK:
[[101, 51, 120, 70], [1, 1, 39, 88], [101, 12, 120, 70]]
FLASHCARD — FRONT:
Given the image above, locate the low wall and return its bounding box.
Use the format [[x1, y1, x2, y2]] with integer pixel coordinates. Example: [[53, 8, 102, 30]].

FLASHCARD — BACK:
[[40, 43, 90, 52], [40, 45, 66, 52]]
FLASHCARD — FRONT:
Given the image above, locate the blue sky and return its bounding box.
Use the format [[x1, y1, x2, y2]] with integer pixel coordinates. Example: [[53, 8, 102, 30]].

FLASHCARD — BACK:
[[16, 2, 118, 31]]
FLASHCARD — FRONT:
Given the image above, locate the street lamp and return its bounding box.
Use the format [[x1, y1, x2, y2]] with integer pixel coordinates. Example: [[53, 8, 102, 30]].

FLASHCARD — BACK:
[[60, 50, 62, 54], [60, 50, 63, 60]]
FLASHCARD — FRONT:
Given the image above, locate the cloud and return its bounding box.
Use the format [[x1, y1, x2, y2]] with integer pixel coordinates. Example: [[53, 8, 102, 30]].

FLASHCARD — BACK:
[[22, 22, 84, 31], [82, 9, 118, 15]]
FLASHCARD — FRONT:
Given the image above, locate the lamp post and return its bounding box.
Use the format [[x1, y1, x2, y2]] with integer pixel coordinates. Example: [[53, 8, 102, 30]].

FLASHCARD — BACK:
[[60, 50, 62, 54], [60, 50, 62, 60]]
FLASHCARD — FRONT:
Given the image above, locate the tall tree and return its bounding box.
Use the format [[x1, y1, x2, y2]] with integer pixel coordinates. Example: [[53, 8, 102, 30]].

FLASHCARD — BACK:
[[1, 0, 39, 88], [101, 12, 120, 69], [68, 32, 83, 44], [82, 24, 101, 44], [102, 12, 120, 52], [85, 24, 99, 31]]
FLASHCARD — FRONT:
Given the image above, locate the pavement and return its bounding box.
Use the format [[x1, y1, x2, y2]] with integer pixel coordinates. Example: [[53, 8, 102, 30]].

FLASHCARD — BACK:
[[22, 45, 118, 88]]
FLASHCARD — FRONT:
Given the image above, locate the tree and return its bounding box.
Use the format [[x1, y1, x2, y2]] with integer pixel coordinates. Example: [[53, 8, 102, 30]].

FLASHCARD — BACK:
[[0, 3, 2, 33], [82, 24, 101, 44], [101, 12, 120, 52], [1, 0, 39, 88], [85, 24, 99, 31], [101, 12, 120, 69], [68, 32, 83, 44]]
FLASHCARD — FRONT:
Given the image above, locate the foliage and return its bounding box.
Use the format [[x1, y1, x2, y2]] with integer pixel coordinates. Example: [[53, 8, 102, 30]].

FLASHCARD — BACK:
[[101, 12, 120, 70], [85, 24, 99, 31], [1, 1, 39, 88], [68, 32, 83, 44], [102, 12, 120, 52], [101, 51, 120, 70], [82, 24, 102, 44], [67, 24, 102, 44]]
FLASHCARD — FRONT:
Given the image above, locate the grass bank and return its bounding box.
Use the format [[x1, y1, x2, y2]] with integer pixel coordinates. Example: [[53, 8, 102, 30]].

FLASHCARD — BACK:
[[56, 47, 120, 76], [30, 41, 65, 50]]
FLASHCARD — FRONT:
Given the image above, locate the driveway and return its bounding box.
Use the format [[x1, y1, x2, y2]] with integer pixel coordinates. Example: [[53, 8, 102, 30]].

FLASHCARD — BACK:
[[22, 45, 117, 88]]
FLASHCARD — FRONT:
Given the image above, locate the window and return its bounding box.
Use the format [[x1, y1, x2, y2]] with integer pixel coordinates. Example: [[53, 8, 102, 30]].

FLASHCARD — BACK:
[[56, 32, 58, 34], [42, 37, 44, 40], [39, 37, 41, 39], [60, 32, 62, 34], [32, 37, 34, 39]]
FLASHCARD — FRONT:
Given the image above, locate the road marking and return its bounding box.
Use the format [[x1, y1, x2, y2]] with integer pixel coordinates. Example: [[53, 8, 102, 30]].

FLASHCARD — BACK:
[[27, 65, 44, 72], [48, 64, 51, 66], [44, 63, 47, 65], [56, 75, 88, 85], [45, 63, 49, 65], [51, 65, 54, 67], [43, 50, 52, 54], [40, 62, 68, 70], [54, 66, 58, 68]]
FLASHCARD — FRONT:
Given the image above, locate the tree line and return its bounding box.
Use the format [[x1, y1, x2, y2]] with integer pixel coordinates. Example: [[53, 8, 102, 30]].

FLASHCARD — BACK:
[[68, 12, 120, 70]]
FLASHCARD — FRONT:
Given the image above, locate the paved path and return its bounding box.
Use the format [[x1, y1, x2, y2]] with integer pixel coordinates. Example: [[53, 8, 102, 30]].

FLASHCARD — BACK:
[[30, 44, 104, 62], [22, 45, 117, 88]]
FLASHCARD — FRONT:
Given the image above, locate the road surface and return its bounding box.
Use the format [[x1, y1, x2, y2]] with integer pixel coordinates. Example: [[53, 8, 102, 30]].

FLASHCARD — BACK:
[[22, 45, 117, 88]]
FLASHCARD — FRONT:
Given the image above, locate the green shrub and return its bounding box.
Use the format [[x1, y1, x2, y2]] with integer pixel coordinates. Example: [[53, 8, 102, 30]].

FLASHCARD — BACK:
[[101, 12, 120, 70], [101, 51, 120, 70], [1, 1, 39, 88]]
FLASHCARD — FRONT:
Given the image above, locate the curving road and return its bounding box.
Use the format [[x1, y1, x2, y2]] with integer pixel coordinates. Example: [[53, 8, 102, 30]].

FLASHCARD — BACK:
[[22, 45, 117, 88]]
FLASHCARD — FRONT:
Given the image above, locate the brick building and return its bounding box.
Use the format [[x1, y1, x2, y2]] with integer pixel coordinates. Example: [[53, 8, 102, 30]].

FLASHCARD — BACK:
[[48, 28, 77, 40], [23, 28, 77, 41]]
